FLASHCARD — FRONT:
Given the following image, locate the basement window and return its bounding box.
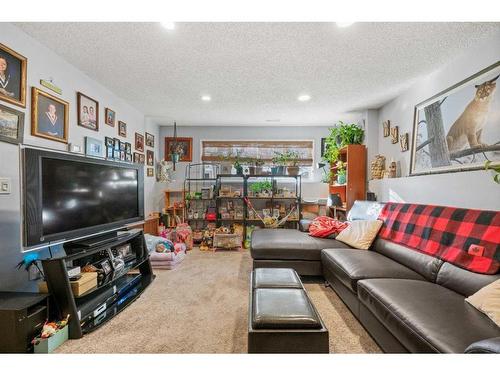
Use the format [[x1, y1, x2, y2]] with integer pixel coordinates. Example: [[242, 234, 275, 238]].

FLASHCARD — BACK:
[[201, 140, 314, 177]]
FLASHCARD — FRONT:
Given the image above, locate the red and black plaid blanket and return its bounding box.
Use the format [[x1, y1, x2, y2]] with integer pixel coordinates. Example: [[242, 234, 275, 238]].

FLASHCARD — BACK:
[[378, 203, 500, 275]]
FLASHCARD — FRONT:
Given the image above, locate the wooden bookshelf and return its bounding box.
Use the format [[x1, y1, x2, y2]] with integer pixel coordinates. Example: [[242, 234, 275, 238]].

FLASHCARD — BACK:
[[329, 144, 367, 212]]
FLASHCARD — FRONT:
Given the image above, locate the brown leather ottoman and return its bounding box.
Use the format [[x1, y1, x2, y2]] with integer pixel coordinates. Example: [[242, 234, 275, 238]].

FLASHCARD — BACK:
[[248, 268, 329, 353]]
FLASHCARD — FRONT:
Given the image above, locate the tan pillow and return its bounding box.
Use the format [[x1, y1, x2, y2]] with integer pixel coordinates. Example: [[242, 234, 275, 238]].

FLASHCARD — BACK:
[[335, 220, 383, 250], [465, 279, 500, 327]]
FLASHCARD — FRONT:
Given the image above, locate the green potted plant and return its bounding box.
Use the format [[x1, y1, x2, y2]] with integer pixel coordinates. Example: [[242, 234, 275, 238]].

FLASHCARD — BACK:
[[231, 150, 244, 175], [271, 152, 286, 175], [255, 159, 265, 175], [336, 161, 346, 185], [283, 150, 300, 176]]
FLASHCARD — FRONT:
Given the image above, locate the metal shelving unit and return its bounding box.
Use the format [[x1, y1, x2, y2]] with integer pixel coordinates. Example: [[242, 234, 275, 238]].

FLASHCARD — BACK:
[[184, 163, 220, 232], [213, 174, 302, 242]]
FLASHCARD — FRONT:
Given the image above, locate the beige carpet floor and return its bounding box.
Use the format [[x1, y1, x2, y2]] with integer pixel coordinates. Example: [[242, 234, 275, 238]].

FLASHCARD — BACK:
[[56, 248, 381, 353]]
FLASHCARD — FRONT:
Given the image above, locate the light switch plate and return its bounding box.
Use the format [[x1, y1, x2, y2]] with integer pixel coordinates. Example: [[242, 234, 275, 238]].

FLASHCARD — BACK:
[[0, 178, 11, 194]]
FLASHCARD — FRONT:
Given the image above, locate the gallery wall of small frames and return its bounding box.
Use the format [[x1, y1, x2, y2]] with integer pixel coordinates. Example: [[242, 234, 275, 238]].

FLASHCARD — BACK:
[[0, 41, 156, 177], [382, 120, 409, 152]]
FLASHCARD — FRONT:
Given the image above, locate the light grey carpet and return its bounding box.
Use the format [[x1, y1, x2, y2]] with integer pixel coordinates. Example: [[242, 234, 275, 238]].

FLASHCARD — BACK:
[[56, 248, 381, 353]]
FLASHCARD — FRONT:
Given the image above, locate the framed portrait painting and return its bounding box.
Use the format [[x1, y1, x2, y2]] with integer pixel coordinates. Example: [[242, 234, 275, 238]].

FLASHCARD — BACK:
[[0, 43, 27, 108], [31, 87, 69, 143], [410, 61, 500, 175], [105, 108, 116, 127], [77, 92, 99, 131], [147, 168, 154, 177], [118, 121, 127, 137], [146, 150, 154, 166], [0, 103, 24, 144], [145, 132, 155, 147], [165, 137, 192, 162], [135, 132, 144, 152]]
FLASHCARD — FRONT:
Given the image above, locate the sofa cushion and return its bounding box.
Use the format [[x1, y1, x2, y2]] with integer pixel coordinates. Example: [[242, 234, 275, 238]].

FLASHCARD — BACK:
[[373, 239, 443, 282], [357, 279, 500, 353], [335, 220, 383, 250], [253, 268, 302, 289], [252, 288, 322, 329], [466, 279, 500, 328], [321, 248, 425, 293], [347, 200, 385, 221], [436, 262, 500, 297], [251, 228, 350, 261]]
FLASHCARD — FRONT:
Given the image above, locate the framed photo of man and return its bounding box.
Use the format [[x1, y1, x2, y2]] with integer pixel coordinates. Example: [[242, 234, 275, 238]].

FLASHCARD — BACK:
[[0, 103, 24, 144], [77, 92, 99, 131], [31, 87, 69, 143], [0, 43, 27, 108]]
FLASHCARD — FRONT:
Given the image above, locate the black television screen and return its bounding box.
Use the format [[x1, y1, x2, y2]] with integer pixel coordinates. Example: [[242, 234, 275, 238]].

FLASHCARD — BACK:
[[23, 148, 144, 248], [41, 158, 139, 236]]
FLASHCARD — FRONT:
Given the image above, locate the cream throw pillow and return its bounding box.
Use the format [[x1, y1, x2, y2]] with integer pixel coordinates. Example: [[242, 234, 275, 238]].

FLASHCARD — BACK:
[[335, 220, 383, 250], [466, 279, 500, 327]]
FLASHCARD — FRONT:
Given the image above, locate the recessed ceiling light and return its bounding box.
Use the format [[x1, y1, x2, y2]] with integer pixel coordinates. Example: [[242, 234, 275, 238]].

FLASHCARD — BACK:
[[201, 95, 211, 102], [298, 95, 311, 102], [161, 22, 175, 30], [336, 22, 354, 28]]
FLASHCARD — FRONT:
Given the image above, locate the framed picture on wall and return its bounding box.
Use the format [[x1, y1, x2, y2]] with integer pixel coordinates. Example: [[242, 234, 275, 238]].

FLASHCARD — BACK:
[[105, 108, 116, 127], [410, 61, 500, 175], [31, 87, 69, 143], [135, 132, 144, 151], [85, 136, 103, 157], [77, 92, 99, 131], [165, 137, 192, 162], [118, 121, 127, 137], [0, 103, 24, 144], [146, 150, 154, 166], [145, 132, 155, 147], [0, 43, 27, 108]]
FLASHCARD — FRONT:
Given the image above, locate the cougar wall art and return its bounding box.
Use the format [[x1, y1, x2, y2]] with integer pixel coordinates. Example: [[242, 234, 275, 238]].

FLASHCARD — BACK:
[[411, 61, 500, 175]]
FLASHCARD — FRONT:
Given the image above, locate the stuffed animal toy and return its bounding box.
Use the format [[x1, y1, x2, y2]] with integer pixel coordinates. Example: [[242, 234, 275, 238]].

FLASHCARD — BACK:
[[155, 239, 175, 253]]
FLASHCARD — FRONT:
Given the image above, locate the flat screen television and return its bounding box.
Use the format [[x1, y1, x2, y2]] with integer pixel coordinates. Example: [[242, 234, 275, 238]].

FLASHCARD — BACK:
[[23, 147, 144, 248]]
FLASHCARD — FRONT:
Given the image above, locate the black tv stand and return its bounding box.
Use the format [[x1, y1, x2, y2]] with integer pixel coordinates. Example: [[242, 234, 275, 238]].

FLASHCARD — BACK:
[[68, 231, 125, 248], [41, 230, 154, 339]]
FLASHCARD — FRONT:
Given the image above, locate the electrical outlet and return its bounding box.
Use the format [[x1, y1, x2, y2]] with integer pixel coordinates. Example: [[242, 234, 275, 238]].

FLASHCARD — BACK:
[[0, 178, 11, 194]]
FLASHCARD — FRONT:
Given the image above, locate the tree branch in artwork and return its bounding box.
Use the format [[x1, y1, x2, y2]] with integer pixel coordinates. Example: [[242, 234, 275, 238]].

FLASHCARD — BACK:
[[449, 143, 500, 160]]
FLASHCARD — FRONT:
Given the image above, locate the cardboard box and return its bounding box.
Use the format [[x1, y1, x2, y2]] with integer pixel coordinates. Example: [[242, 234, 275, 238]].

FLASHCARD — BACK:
[[70, 272, 98, 296], [38, 272, 98, 296]]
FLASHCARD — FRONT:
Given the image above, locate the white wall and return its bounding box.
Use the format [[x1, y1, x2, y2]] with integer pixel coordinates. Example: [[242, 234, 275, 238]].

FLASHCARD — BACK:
[[370, 30, 500, 210], [0, 23, 161, 291], [158, 125, 347, 200]]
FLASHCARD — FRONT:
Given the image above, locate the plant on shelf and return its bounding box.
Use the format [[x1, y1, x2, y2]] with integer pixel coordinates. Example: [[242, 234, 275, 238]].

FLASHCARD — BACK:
[[336, 161, 346, 185], [485, 161, 500, 184], [249, 180, 272, 197], [322, 121, 365, 176], [283, 150, 300, 175], [271, 152, 287, 175]]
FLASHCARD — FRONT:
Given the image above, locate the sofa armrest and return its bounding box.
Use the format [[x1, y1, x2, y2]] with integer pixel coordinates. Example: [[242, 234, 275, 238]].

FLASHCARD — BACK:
[[299, 219, 312, 232], [465, 337, 500, 353]]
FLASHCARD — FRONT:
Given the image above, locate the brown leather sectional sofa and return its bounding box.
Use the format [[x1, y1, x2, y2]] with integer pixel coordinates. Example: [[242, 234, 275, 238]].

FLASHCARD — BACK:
[[250, 201, 500, 353]]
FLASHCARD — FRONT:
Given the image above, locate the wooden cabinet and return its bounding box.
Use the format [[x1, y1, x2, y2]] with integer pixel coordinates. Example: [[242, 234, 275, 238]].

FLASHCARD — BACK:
[[329, 144, 367, 212]]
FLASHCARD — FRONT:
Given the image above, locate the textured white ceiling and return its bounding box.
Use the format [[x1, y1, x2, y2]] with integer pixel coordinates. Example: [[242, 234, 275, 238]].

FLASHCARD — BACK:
[[16, 22, 500, 126]]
